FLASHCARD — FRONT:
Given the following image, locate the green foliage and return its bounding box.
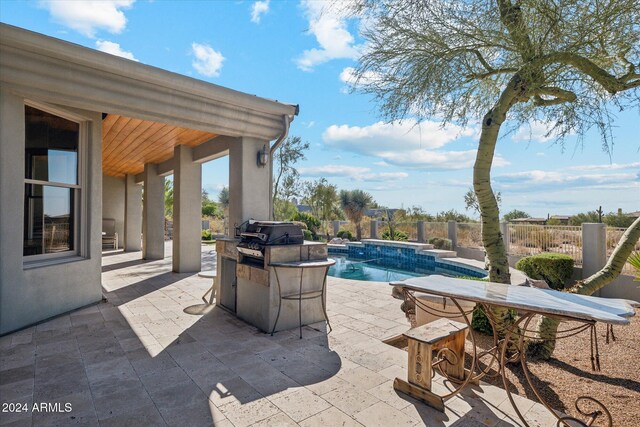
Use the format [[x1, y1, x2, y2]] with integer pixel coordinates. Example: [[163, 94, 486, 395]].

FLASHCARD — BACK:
[[272, 136, 309, 217], [627, 251, 640, 281], [201, 189, 222, 218], [303, 178, 339, 223], [290, 212, 320, 235], [568, 211, 600, 225], [435, 209, 473, 223], [604, 212, 635, 228], [398, 206, 435, 221], [337, 230, 353, 240], [218, 187, 229, 209], [164, 179, 173, 219], [340, 189, 374, 240], [428, 237, 453, 250], [503, 209, 530, 222], [302, 229, 313, 241], [382, 229, 408, 241], [515, 253, 574, 290], [201, 229, 212, 241], [274, 199, 299, 221], [471, 305, 493, 335]]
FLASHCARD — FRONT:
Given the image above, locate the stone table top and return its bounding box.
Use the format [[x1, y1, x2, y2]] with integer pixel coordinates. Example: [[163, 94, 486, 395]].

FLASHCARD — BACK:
[[391, 275, 636, 325]]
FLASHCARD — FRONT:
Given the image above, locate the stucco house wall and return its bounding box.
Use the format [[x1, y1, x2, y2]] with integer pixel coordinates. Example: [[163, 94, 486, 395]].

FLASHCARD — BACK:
[[0, 23, 297, 334], [0, 90, 103, 335]]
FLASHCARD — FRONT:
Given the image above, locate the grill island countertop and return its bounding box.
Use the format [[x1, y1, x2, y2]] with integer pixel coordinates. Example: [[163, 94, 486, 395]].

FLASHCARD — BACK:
[[216, 237, 331, 333]]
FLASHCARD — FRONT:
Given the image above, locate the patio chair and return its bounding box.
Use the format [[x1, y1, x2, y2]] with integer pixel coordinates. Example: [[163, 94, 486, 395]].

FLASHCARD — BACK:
[[102, 218, 118, 249]]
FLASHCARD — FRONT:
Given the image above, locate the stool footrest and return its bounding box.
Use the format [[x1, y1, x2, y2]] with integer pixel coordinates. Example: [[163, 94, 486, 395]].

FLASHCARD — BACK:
[[393, 378, 445, 412]]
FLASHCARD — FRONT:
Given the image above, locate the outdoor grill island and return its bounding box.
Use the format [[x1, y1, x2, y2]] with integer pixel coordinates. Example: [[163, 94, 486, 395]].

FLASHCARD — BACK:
[[215, 221, 333, 336]]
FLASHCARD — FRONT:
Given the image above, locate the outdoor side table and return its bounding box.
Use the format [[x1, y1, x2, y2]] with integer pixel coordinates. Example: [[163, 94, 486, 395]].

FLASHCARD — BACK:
[[269, 259, 336, 339], [391, 275, 636, 427]]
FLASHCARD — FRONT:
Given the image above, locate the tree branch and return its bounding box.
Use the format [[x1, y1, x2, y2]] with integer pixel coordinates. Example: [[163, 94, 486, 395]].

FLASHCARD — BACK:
[[532, 86, 577, 106], [540, 52, 640, 94]]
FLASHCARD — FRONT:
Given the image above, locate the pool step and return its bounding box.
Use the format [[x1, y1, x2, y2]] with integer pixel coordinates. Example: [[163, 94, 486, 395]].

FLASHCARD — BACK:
[[419, 249, 457, 258]]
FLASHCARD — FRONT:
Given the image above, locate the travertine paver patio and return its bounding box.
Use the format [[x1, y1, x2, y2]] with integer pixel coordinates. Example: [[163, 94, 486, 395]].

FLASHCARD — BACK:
[[0, 244, 559, 426]]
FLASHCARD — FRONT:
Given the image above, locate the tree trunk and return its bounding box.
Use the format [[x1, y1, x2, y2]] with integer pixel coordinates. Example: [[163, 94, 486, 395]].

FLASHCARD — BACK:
[[356, 222, 362, 241], [474, 75, 525, 335], [531, 216, 640, 359]]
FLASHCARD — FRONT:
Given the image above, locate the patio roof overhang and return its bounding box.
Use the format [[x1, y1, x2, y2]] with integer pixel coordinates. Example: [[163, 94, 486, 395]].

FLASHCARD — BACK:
[[0, 24, 298, 155]]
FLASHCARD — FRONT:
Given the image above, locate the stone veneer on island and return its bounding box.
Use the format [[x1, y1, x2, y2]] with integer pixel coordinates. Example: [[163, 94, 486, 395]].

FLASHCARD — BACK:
[[216, 238, 330, 333]]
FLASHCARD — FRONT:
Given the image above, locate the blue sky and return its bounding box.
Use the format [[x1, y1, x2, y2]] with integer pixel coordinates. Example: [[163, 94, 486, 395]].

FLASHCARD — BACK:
[[2, 0, 638, 217]]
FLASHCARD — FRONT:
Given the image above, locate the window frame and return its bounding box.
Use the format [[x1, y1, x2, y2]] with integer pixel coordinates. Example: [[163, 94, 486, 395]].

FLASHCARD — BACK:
[[23, 100, 89, 265]]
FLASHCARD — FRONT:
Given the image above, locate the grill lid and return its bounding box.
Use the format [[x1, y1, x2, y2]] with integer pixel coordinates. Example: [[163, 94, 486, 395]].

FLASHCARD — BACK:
[[239, 220, 304, 246]]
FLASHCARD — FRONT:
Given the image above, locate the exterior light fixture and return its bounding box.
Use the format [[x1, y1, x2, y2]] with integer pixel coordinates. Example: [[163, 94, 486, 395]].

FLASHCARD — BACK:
[[257, 144, 269, 167]]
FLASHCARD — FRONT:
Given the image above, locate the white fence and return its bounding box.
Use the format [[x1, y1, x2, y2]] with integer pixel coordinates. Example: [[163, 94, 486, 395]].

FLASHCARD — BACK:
[[456, 223, 483, 248], [506, 224, 583, 265]]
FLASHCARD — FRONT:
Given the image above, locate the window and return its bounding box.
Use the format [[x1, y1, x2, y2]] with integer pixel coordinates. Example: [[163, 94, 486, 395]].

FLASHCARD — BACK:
[[23, 105, 82, 258]]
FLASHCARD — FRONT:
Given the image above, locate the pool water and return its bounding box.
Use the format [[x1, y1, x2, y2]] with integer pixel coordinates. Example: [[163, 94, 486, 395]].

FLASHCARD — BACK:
[[328, 255, 425, 282]]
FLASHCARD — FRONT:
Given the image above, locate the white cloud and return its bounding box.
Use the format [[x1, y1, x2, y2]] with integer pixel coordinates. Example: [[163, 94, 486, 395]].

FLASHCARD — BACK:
[[296, 1, 360, 71], [495, 169, 638, 192], [95, 40, 137, 61], [250, 0, 270, 23], [323, 119, 473, 151], [40, 0, 134, 38], [191, 43, 225, 77], [300, 165, 369, 176], [299, 165, 408, 182], [339, 66, 382, 87], [320, 119, 498, 169], [379, 149, 510, 170], [566, 162, 640, 171], [512, 120, 566, 143]]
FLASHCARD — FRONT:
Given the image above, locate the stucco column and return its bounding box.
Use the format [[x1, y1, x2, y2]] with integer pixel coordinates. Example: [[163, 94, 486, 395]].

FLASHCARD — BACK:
[[500, 222, 509, 253], [124, 174, 142, 251], [582, 223, 607, 279], [142, 163, 165, 260], [228, 137, 270, 235], [417, 221, 426, 243], [172, 145, 202, 272], [332, 220, 341, 238], [370, 220, 378, 239], [448, 220, 457, 248]]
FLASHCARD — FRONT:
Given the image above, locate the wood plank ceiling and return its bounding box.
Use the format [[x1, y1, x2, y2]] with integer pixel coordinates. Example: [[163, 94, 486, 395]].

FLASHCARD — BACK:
[[102, 114, 217, 177]]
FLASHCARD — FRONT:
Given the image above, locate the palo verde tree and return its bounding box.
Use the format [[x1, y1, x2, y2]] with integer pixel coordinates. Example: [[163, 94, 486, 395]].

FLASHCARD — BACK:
[[272, 136, 309, 219], [347, 0, 640, 340]]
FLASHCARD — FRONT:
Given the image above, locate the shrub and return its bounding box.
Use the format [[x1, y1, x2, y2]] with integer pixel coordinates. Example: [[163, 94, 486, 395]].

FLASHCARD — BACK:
[[201, 229, 212, 240], [303, 229, 313, 241], [382, 229, 409, 241], [515, 253, 574, 290], [428, 237, 453, 250], [336, 229, 353, 240], [290, 212, 320, 234]]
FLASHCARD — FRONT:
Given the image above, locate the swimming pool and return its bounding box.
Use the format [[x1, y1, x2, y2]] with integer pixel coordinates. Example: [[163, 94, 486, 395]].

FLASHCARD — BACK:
[[328, 255, 423, 281], [327, 254, 484, 282]]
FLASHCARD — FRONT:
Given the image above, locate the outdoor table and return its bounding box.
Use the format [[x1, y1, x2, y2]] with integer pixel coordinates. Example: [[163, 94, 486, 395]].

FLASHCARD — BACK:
[[269, 259, 336, 338], [391, 275, 636, 427]]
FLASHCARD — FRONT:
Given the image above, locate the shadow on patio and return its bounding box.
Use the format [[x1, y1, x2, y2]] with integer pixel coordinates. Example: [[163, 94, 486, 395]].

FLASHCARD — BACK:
[[0, 244, 562, 426]]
